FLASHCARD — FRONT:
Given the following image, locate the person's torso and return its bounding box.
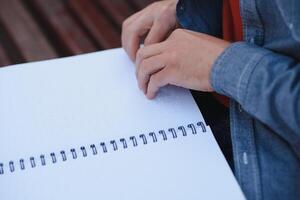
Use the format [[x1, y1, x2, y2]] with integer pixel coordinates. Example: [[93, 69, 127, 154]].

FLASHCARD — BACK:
[[177, 0, 300, 199]]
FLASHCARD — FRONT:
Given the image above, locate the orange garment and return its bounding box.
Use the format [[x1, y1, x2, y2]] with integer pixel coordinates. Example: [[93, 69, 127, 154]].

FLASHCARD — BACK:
[[214, 0, 244, 107]]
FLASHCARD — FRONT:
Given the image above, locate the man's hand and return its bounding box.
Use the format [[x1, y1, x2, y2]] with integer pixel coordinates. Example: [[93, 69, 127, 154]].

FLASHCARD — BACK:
[[136, 29, 230, 99], [122, 0, 178, 61]]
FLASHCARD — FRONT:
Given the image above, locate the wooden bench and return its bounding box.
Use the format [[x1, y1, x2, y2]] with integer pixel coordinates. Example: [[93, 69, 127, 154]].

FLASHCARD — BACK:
[[0, 0, 155, 67]]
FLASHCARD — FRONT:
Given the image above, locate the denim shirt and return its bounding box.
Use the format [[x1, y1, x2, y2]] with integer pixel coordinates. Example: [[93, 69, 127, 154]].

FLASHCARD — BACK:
[[177, 0, 300, 199]]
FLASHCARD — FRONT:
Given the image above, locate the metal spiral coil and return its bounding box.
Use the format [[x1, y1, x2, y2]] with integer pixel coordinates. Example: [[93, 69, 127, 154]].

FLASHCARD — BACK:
[[0, 122, 206, 175]]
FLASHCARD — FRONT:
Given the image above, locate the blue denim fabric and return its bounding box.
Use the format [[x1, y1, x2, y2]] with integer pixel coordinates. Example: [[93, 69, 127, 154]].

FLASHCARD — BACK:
[[176, 0, 222, 37], [177, 0, 300, 200]]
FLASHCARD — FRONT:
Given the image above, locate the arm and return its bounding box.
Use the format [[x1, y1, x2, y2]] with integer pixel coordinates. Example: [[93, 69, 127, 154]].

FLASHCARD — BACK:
[[211, 42, 300, 157], [177, 0, 300, 156]]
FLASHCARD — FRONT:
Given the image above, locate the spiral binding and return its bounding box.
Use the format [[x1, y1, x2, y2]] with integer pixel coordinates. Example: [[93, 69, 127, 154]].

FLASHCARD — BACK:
[[0, 122, 206, 175]]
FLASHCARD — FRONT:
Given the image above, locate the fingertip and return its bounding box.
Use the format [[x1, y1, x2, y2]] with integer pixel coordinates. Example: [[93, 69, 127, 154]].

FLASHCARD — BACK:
[[142, 82, 148, 94], [128, 45, 137, 61], [137, 74, 147, 94], [122, 43, 135, 62], [135, 48, 142, 66], [127, 34, 141, 62], [146, 85, 157, 100], [137, 80, 143, 92], [130, 47, 140, 62], [130, 52, 136, 62], [146, 92, 156, 100]]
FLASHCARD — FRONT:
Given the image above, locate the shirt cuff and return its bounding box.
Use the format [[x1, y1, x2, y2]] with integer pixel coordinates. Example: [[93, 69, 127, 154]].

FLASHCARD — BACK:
[[211, 42, 269, 104]]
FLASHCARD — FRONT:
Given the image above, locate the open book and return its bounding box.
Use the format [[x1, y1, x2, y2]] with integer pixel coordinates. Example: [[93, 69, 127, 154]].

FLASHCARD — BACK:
[[0, 48, 245, 200]]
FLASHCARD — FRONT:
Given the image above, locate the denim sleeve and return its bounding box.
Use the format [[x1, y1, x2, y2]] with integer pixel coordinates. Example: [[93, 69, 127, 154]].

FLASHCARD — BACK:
[[211, 42, 300, 156]]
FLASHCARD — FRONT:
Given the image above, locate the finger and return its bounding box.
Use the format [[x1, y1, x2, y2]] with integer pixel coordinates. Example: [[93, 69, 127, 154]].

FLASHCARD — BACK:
[[146, 68, 170, 99], [144, 20, 172, 46], [135, 42, 166, 71], [123, 31, 141, 61], [123, 10, 143, 26], [121, 11, 143, 51], [166, 28, 185, 41], [137, 54, 166, 93], [121, 14, 154, 61]]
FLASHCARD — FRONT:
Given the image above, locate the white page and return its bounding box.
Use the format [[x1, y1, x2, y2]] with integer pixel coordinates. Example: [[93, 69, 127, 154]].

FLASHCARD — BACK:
[[0, 48, 205, 160], [0, 48, 245, 199], [0, 127, 244, 200]]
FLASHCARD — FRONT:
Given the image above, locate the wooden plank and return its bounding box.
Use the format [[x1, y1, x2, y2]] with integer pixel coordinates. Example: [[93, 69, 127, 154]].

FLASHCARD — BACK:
[[66, 0, 121, 49], [0, 42, 11, 67], [27, 0, 97, 55], [95, 0, 135, 28], [129, 0, 155, 10], [0, 0, 57, 62], [0, 21, 25, 65]]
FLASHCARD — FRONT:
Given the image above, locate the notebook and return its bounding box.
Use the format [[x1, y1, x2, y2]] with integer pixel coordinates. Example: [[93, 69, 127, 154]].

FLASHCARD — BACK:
[[0, 48, 245, 200]]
